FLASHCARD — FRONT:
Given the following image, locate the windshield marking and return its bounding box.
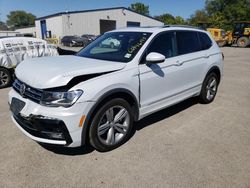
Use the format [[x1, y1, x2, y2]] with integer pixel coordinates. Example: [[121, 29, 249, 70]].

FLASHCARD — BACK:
[[127, 36, 147, 54]]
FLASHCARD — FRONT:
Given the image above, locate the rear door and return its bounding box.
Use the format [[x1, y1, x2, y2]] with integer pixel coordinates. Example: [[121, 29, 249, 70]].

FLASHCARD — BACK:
[[174, 31, 208, 91]]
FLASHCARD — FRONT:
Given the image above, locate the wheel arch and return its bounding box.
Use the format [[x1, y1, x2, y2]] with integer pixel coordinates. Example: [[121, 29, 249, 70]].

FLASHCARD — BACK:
[[81, 88, 139, 146], [205, 66, 221, 84]]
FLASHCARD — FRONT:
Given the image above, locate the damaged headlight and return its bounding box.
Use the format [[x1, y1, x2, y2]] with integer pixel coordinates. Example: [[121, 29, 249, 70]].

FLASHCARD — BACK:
[[41, 90, 83, 107]]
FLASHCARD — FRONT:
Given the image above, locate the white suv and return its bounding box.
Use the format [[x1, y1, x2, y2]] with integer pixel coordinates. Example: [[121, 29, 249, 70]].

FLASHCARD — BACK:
[[9, 26, 223, 151]]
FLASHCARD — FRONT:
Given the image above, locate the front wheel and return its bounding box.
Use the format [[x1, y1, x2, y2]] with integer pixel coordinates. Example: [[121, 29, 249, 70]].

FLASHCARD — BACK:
[[0, 67, 12, 89], [110, 42, 115, 49], [89, 98, 134, 152], [199, 73, 219, 104]]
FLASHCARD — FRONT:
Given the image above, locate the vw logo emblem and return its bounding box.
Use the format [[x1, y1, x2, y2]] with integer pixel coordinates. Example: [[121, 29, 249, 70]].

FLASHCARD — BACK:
[[20, 84, 26, 96]]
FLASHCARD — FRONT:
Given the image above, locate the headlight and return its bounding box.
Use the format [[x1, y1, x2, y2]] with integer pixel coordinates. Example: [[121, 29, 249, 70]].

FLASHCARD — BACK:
[[41, 90, 83, 107]]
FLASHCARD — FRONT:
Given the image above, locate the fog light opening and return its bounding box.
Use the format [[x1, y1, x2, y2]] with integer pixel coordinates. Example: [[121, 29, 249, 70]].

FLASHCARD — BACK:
[[46, 132, 64, 139]]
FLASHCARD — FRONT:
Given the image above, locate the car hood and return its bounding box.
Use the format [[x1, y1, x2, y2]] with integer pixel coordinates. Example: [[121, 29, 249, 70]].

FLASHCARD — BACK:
[[15, 55, 126, 89]]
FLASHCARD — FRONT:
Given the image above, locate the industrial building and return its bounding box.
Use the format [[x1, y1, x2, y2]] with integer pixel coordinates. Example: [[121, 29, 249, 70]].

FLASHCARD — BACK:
[[15, 26, 36, 37], [35, 7, 164, 39]]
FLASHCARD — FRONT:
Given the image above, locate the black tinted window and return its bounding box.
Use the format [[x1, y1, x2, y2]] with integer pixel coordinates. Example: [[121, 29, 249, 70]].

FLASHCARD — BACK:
[[147, 32, 175, 58], [176, 31, 200, 55], [199, 32, 212, 50]]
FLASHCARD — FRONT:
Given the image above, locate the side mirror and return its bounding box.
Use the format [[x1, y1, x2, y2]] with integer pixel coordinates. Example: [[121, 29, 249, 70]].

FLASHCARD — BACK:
[[146, 52, 165, 64]]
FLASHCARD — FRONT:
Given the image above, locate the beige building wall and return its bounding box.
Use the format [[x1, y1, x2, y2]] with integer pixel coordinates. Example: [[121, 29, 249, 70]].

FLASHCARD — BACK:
[[35, 16, 63, 39], [35, 8, 164, 39], [15, 26, 36, 37], [62, 8, 163, 36]]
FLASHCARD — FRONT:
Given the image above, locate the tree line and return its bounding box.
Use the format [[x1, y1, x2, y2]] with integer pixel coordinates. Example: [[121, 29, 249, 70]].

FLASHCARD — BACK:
[[130, 1, 250, 30], [0, 1, 249, 31]]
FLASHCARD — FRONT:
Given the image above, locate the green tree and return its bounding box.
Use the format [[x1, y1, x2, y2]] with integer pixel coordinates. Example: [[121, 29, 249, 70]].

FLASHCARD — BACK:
[[0, 21, 8, 30], [129, 2, 150, 15], [209, 12, 226, 29], [6, 10, 36, 29], [155, 13, 176, 24], [188, 9, 209, 26], [175, 16, 186, 25], [155, 13, 186, 25], [189, 0, 250, 29]]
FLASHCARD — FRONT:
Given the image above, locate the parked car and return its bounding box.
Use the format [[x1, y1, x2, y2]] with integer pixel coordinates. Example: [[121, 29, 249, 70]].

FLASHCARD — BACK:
[[9, 26, 223, 151], [100, 37, 121, 48], [61, 36, 88, 47], [81, 34, 97, 43], [0, 37, 58, 89]]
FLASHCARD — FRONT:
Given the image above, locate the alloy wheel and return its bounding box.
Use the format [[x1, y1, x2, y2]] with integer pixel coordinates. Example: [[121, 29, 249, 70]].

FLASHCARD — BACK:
[[97, 106, 130, 145], [206, 76, 217, 101], [0, 70, 9, 87]]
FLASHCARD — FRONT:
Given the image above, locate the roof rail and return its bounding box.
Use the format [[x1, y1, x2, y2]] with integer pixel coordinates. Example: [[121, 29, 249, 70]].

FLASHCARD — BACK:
[[163, 25, 204, 30]]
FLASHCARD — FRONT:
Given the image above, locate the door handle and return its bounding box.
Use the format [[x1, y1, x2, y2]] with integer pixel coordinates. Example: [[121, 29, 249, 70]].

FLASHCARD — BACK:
[[204, 54, 210, 58], [175, 61, 183, 66]]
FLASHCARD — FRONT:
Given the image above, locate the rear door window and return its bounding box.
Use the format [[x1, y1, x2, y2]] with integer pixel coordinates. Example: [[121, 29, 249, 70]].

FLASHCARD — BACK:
[[176, 31, 201, 55]]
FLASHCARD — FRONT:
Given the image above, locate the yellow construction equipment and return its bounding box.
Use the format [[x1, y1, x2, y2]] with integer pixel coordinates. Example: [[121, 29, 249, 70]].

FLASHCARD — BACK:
[[227, 21, 250, 47], [197, 22, 227, 47]]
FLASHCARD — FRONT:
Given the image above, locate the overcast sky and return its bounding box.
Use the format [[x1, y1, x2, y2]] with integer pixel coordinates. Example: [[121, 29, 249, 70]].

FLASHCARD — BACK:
[[0, 0, 205, 22]]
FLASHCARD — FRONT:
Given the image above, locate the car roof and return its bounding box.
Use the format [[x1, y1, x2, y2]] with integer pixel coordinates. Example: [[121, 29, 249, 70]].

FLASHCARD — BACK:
[[112, 25, 205, 34]]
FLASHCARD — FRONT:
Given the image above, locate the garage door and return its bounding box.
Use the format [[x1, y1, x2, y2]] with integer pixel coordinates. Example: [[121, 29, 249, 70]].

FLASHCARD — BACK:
[[100, 20, 116, 34]]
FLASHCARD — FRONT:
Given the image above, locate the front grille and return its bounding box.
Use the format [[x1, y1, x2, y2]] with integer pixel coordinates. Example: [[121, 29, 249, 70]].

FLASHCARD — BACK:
[[13, 79, 43, 103]]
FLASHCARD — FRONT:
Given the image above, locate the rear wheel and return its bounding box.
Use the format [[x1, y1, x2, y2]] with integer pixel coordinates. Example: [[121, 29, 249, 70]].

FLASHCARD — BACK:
[[237, 37, 250, 48], [199, 73, 219, 104], [89, 98, 134, 152], [0, 67, 12, 89]]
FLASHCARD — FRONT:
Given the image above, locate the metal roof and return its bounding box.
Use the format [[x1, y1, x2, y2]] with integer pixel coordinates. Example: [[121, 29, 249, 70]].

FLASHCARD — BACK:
[[35, 7, 163, 24]]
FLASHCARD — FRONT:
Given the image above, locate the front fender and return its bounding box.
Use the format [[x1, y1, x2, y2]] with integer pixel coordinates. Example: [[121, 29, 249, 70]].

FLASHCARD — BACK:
[[72, 68, 140, 103]]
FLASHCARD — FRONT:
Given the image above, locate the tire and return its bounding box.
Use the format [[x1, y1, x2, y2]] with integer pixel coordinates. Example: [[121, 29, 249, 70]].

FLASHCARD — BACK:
[[89, 98, 134, 152], [237, 37, 250, 48], [199, 73, 219, 104], [110, 42, 115, 49], [0, 67, 12, 89], [69, 42, 73, 47], [218, 41, 227, 47]]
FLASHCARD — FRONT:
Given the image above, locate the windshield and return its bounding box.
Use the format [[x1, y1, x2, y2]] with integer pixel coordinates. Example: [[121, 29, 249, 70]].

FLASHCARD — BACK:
[[77, 32, 152, 62]]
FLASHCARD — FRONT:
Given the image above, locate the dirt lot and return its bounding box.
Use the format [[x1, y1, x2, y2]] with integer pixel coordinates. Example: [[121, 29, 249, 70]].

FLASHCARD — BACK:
[[0, 47, 249, 188]]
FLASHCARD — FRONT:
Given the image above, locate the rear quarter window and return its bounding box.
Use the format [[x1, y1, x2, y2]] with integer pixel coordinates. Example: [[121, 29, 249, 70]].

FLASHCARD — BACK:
[[198, 32, 213, 50]]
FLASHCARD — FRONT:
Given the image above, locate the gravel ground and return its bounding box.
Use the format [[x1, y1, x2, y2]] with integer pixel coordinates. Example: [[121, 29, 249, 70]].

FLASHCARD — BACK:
[[0, 47, 249, 188]]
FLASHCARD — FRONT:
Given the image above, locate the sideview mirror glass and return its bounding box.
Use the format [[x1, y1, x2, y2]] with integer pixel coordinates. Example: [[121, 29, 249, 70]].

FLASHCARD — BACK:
[[146, 52, 165, 64]]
